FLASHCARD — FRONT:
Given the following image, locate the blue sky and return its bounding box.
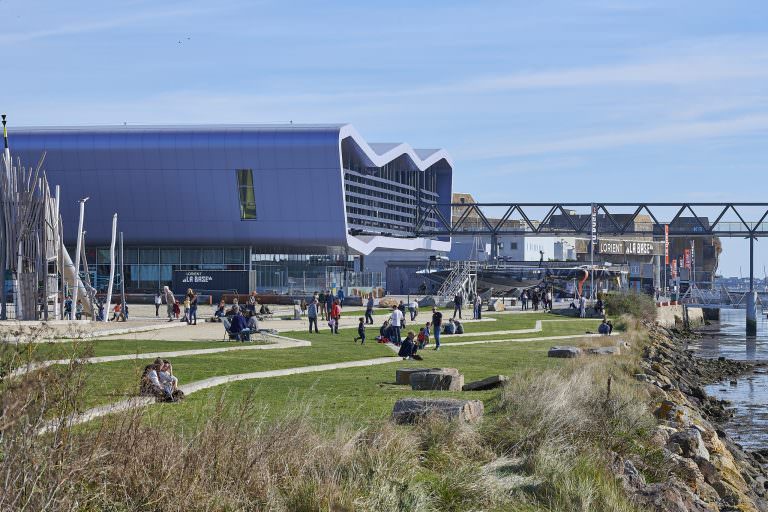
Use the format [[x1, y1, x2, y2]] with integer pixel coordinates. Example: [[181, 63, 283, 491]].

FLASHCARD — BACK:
[[3, 0, 768, 277]]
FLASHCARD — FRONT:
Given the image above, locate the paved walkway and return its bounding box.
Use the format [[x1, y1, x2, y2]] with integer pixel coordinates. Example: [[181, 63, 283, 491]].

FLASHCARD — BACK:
[[38, 356, 399, 434]]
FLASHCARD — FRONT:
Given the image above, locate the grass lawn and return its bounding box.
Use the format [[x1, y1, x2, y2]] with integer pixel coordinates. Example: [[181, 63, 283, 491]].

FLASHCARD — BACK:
[[139, 338, 569, 430], [12, 339, 262, 361], [68, 333, 394, 410], [39, 313, 608, 413]]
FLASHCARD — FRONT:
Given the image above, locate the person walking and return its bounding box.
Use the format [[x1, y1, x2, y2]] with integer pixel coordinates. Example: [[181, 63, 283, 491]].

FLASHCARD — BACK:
[[453, 291, 463, 319], [431, 306, 443, 350], [163, 286, 175, 322], [579, 295, 587, 318], [521, 290, 528, 311], [546, 288, 553, 311], [154, 291, 162, 317], [365, 293, 374, 324], [390, 305, 404, 345], [307, 298, 319, 333], [353, 317, 366, 344]]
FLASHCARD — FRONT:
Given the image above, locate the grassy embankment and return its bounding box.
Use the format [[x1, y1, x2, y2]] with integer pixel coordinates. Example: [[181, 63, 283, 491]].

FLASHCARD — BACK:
[[2, 300, 664, 510]]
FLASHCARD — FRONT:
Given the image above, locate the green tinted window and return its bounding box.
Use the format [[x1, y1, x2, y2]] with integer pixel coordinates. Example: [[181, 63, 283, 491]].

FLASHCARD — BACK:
[[236, 169, 257, 220]]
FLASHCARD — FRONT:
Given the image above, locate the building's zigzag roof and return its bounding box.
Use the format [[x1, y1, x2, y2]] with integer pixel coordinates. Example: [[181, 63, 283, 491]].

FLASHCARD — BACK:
[[340, 124, 452, 172]]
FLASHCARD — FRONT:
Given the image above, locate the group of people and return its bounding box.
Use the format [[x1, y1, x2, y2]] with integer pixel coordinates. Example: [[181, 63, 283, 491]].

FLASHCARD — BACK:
[[63, 296, 85, 320], [157, 287, 200, 325], [140, 357, 184, 402], [569, 295, 604, 318], [305, 291, 344, 334], [519, 288, 553, 311]]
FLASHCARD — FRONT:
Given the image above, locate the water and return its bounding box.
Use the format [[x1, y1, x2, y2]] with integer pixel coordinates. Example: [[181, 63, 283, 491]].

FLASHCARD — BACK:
[[689, 309, 768, 450]]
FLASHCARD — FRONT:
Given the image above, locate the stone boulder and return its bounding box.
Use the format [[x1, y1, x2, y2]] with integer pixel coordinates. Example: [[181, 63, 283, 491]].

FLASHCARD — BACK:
[[395, 367, 440, 385], [410, 368, 464, 391], [490, 299, 506, 312], [417, 296, 436, 307], [668, 428, 710, 461], [547, 346, 582, 358], [392, 398, 484, 424], [462, 375, 509, 391], [586, 346, 620, 356], [378, 296, 400, 308]]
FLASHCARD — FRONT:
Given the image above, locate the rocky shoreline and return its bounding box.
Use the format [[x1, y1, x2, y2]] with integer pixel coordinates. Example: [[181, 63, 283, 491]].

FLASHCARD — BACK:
[[614, 322, 768, 512]]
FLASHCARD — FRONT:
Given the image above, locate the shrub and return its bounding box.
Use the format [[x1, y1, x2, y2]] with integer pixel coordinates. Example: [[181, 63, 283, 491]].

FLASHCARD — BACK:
[[603, 292, 656, 322]]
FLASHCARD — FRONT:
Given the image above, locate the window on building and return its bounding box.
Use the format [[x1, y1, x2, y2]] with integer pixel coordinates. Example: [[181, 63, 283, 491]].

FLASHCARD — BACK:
[[510, 242, 518, 250], [236, 169, 257, 220]]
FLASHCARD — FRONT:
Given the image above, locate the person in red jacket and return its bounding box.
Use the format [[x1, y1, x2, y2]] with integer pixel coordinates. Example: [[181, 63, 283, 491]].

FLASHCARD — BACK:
[[330, 299, 342, 334]]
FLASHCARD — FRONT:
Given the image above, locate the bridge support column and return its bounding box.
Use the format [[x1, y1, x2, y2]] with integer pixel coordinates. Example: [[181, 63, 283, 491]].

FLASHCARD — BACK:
[[747, 236, 757, 336]]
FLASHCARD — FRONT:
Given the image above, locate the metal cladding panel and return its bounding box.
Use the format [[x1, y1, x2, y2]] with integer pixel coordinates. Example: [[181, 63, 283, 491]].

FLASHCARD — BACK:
[[9, 126, 349, 249]]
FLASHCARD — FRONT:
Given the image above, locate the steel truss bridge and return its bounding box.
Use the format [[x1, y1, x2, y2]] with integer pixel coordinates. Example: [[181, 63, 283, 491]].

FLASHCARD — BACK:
[[415, 203, 768, 238]]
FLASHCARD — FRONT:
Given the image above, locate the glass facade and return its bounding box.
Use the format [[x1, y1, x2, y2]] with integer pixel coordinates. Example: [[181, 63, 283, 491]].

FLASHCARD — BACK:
[[342, 140, 441, 236], [82, 247, 382, 294]]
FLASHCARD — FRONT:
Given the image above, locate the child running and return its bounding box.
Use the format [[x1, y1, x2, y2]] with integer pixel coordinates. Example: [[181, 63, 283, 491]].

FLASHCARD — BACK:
[[353, 317, 366, 344]]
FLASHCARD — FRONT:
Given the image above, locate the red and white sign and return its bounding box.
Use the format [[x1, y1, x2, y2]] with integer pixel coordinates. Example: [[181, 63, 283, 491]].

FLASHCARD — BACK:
[[683, 248, 691, 269], [671, 259, 678, 279], [664, 225, 669, 265]]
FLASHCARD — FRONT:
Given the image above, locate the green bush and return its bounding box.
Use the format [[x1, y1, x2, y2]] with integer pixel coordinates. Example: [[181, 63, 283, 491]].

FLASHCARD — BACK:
[[603, 292, 656, 322]]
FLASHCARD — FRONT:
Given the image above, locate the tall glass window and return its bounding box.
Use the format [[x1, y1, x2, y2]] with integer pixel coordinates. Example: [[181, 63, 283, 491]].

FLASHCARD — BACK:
[[236, 169, 257, 220]]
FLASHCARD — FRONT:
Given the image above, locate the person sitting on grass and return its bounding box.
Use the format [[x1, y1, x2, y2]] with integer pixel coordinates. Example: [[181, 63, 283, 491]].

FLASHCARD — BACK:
[[453, 318, 464, 334], [417, 326, 428, 350], [598, 318, 611, 335], [377, 319, 391, 342], [247, 313, 260, 332], [260, 303, 272, 315], [213, 300, 226, 321], [607, 320, 613, 334], [398, 331, 417, 360], [354, 317, 366, 344], [229, 306, 251, 342], [141, 358, 172, 401], [159, 359, 179, 393], [443, 318, 457, 335]]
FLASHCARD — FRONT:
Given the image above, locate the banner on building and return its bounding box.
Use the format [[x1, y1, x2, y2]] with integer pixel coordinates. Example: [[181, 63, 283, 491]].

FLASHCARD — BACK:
[[172, 270, 249, 295], [591, 204, 597, 243], [664, 225, 669, 265], [683, 249, 691, 269], [597, 239, 661, 256], [671, 259, 678, 279]]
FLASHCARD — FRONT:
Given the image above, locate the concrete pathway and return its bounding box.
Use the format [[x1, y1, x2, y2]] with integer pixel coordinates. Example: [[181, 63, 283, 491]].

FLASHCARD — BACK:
[[11, 334, 310, 377], [38, 356, 399, 434]]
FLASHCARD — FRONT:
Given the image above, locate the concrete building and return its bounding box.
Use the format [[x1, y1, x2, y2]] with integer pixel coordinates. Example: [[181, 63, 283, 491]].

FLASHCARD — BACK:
[[10, 124, 453, 295]]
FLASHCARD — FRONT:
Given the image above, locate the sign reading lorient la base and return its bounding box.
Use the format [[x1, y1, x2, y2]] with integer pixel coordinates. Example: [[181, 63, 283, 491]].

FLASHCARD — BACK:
[[597, 239, 662, 256], [172, 270, 248, 294]]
